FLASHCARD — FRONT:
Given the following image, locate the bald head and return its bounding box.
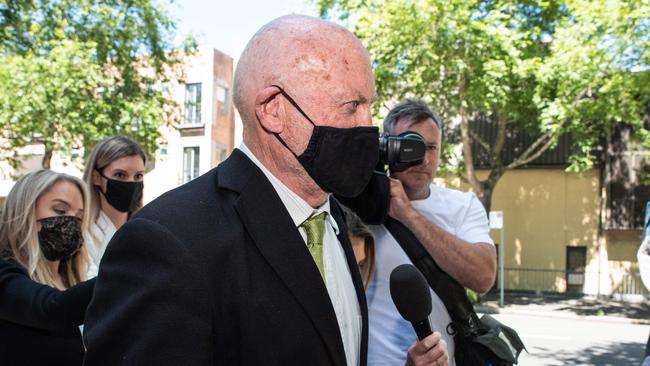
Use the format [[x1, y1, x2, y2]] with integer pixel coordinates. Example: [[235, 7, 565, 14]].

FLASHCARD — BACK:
[[233, 15, 371, 128]]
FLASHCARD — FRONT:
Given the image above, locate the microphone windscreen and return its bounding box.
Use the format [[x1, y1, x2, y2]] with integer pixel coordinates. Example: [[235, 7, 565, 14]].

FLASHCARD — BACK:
[[389, 264, 432, 322]]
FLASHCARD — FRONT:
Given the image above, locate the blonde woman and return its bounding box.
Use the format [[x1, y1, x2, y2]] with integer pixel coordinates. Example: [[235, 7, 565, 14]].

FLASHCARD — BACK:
[[0, 170, 95, 365], [83, 136, 146, 278]]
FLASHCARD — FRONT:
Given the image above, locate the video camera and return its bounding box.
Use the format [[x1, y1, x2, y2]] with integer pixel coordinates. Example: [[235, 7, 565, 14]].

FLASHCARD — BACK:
[[378, 131, 426, 170], [335, 131, 426, 225]]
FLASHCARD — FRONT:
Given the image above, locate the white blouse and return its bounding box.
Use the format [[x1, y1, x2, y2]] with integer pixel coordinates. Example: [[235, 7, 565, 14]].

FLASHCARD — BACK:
[[86, 211, 117, 279]]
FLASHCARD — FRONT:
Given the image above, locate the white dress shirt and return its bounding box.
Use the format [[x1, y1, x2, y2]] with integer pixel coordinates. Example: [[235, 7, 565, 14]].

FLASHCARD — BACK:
[[86, 211, 117, 279], [240, 144, 361, 366]]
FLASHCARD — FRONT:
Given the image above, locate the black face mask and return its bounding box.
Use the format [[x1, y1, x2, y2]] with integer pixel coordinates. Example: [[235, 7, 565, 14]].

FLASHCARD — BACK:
[[38, 216, 83, 261], [97, 171, 144, 213], [271, 85, 379, 198], [334, 169, 390, 225]]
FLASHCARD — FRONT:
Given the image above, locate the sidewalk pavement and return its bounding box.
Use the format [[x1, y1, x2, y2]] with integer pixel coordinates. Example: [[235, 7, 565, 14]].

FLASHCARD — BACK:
[[474, 292, 650, 325]]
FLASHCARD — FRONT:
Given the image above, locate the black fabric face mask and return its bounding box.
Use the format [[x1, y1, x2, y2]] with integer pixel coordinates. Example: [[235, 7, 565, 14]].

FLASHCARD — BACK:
[[97, 171, 144, 213], [334, 169, 390, 225], [38, 216, 83, 261], [271, 85, 379, 198]]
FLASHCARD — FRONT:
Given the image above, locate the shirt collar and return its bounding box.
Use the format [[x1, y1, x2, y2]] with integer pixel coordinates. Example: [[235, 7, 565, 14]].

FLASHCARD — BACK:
[[238, 143, 339, 234], [97, 210, 116, 231]]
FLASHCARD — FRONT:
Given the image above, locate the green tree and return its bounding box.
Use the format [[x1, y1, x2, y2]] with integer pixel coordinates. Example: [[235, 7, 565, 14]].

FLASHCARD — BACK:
[[0, 0, 195, 168], [318, 0, 650, 212]]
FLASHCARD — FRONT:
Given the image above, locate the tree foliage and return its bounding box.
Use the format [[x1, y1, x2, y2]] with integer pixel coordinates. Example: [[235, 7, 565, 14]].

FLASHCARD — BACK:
[[0, 0, 195, 168], [318, 0, 650, 211]]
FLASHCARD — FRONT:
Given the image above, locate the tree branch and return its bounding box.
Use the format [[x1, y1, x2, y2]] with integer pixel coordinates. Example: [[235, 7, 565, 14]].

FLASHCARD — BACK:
[[507, 132, 556, 169], [459, 100, 482, 199], [506, 83, 594, 171], [506, 82, 594, 170], [490, 117, 508, 168], [469, 129, 490, 153]]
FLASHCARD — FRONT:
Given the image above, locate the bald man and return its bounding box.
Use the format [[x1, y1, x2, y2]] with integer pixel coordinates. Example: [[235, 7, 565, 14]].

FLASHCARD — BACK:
[[83, 15, 391, 366]]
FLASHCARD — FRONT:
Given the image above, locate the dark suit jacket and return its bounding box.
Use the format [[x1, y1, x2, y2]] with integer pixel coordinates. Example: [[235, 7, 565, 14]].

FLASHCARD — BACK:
[[0, 258, 95, 365], [83, 149, 368, 365]]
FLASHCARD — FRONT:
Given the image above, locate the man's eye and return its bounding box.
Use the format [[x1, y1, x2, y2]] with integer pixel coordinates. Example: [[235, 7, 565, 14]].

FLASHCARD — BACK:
[[347, 101, 360, 111]]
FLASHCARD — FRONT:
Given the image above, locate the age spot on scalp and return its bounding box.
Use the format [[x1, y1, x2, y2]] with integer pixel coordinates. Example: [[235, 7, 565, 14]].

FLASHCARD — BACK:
[[294, 53, 329, 73], [341, 57, 350, 71]]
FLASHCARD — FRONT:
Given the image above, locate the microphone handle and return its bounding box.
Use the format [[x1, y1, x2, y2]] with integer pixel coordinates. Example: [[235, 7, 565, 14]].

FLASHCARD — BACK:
[[411, 319, 433, 340]]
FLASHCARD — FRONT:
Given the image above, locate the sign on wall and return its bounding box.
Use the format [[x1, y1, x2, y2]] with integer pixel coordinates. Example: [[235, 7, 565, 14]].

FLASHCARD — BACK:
[[490, 210, 504, 229]]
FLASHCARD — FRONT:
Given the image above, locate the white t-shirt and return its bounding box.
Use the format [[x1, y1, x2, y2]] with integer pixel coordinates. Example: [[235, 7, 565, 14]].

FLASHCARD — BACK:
[[86, 211, 116, 279], [367, 184, 493, 366]]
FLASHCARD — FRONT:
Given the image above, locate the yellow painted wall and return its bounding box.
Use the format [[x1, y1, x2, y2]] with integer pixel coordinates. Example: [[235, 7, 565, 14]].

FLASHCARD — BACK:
[[605, 230, 648, 295], [444, 169, 599, 263], [440, 168, 643, 295], [607, 230, 642, 270]]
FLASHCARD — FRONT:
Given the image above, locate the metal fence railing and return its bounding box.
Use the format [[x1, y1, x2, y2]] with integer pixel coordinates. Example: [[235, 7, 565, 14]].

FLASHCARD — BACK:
[[496, 268, 649, 296], [611, 272, 648, 296]]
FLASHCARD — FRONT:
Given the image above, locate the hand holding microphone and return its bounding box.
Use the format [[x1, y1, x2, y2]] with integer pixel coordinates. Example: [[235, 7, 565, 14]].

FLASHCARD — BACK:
[[390, 264, 449, 366]]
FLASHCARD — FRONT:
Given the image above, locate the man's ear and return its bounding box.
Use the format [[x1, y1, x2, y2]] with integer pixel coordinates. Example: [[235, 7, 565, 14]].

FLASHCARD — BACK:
[[254, 86, 285, 134]]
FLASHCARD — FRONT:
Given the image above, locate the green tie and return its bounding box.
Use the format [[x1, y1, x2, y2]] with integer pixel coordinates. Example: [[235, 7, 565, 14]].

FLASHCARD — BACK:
[[301, 212, 327, 281]]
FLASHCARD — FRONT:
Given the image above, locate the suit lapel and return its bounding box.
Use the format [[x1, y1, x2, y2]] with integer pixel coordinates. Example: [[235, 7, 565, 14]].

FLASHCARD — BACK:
[[330, 198, 369, 366], [220, 150, 347, 366]]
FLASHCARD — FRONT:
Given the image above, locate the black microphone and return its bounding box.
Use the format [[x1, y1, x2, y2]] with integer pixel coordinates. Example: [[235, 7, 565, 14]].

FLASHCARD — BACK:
[[389, 264, 433, 340]]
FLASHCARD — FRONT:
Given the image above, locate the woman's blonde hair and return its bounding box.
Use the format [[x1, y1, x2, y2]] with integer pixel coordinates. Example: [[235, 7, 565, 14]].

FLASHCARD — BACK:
[[83, 135, 146, 224], [0, 170, 90, 289]]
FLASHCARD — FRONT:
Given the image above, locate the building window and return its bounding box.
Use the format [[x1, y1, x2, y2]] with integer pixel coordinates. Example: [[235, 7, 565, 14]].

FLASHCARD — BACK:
[[215, 143, 228, 165], [157, 143, 168, 157], [217, 85, 228, 113], [184, 83, 202, 126], [182, 147, 200, 183]]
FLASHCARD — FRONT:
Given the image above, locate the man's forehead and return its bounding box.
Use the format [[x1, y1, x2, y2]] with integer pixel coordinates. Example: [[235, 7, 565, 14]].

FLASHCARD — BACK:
[[292, 53, 330, 73], [280, 29, 373, 100], [394, 117, 440, 138], [296, 62, 373, 99], [397, 116, 438, 128]]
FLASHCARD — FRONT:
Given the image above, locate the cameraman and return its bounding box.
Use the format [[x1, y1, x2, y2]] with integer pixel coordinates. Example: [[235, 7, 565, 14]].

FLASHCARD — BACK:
[[367, 100, 496, 366]]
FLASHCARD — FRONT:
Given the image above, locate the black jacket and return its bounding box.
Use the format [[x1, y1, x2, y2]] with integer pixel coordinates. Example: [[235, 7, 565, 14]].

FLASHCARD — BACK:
[[0, 258, 95, 366], [83, 149, 368, 365]]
